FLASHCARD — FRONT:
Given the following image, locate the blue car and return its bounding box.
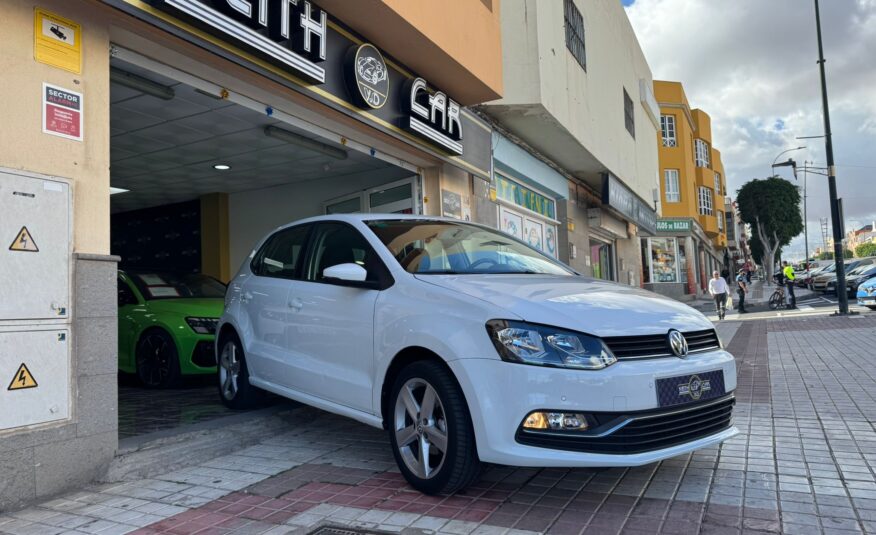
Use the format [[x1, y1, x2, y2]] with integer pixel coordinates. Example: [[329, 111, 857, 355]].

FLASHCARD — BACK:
[[857, 276, 876, 310]]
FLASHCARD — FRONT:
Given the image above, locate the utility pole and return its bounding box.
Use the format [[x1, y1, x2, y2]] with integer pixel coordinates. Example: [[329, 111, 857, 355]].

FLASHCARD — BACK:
[[814, 0, 848, 314], [803, 161, 810, 271]]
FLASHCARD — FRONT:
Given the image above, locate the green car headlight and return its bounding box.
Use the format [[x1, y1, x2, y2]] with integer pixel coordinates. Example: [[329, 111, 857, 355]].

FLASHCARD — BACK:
[[486, 320, 616, 370], [185, 317, 219, 335]]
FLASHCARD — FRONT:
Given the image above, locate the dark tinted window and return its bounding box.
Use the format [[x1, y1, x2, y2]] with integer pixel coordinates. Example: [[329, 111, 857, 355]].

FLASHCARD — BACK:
[[118, 277, 138, 306], [252, 225, 310, 279], [305, 223, 382, 283], [624, 88, 635, 138], [127, 273, 226, 300]]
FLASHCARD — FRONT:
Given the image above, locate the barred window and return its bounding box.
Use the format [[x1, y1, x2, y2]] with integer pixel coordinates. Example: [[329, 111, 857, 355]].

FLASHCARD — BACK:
[[660, 115, 677, 147], [664, 169, 680, 203], [624, 88, 635, 138], [564, 0, 586, 71], [698, 187, 714, 216], [695, 139, 710, 168]]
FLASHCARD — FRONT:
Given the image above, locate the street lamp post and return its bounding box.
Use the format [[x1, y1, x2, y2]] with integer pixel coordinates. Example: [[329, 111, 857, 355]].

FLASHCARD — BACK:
[[773, 158, 808, 274], [814, 0, 848, 314], [771, 146, 805, 175]]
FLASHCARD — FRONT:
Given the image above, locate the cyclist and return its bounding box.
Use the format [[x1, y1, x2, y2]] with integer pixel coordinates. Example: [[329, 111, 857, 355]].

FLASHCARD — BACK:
[[782, 261, 797, 309]]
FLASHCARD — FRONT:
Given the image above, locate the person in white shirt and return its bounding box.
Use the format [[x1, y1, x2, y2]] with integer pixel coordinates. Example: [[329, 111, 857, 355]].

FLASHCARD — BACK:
[[708, 270, 729, 320]]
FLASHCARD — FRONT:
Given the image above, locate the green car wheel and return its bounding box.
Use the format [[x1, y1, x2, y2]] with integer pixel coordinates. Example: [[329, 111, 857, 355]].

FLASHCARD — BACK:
[[136, 328, 182, 389]]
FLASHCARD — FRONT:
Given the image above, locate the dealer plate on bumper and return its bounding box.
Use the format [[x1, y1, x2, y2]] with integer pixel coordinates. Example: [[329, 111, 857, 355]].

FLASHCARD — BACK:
[[656, 370, 726, 407]]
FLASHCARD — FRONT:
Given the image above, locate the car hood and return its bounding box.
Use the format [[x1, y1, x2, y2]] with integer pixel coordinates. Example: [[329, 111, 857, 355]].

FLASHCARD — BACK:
[[415, 274, 713, 337], [144, 298, 224, 317]]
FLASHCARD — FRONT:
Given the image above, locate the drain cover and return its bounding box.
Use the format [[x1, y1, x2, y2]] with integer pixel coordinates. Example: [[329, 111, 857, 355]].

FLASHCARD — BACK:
[[308, 527, 379, 535]]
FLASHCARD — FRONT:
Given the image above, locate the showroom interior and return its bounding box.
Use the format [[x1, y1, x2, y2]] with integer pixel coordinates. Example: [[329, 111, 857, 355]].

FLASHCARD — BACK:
[[108, 48, 426, 437]]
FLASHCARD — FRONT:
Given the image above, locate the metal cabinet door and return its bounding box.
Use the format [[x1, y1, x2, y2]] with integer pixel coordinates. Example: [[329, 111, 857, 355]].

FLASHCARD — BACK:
[[0, 171, 70, 321]]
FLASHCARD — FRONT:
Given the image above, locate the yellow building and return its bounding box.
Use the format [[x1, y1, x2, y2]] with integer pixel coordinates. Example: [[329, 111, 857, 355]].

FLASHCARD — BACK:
[[641, 81, 729, 298]]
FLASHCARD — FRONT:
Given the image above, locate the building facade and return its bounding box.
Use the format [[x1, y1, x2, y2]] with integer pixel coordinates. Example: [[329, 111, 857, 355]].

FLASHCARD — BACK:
[[645, 81, 728, 298], [0, 0, 502, 509], [481, 0, 659, 285]]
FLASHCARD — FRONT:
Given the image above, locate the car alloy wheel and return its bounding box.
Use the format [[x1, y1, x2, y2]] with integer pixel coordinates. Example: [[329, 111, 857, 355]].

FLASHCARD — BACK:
[[135, 329, 181, 389], [394, 378, 449, 479], [218, 340, 241, 401]]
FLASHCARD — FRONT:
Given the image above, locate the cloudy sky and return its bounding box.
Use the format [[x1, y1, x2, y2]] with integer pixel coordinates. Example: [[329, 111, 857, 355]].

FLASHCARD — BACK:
[[624, 0, 876, 259]]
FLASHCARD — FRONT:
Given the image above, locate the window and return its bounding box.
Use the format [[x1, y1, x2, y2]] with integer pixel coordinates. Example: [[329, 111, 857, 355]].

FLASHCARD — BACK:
[[305, 223, 383, 283], [726, 212, 736, 241], [717, 210, 724, 231], [698, 187, 714, 216], [649, 238, 679, 283], [660, 115, 677, 147], [714, 171, 722, 194], [664, 169, 681, 203], [564, 0, 586, 71], [623, 88, 635, 138], [695, 139, 710, 168], [252, 224, 310, 279], [117, 277, 138, 307]]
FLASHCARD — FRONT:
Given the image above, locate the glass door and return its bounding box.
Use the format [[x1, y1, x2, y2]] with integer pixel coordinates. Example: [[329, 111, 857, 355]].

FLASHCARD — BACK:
[[323, 176, 419, 215]]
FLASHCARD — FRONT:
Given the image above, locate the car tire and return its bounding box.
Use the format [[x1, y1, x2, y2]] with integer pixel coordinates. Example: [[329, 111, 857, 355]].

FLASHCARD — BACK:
[[135, 328, 182, 389], [388, 360, 481, 495], [217, 331, 264, 410]]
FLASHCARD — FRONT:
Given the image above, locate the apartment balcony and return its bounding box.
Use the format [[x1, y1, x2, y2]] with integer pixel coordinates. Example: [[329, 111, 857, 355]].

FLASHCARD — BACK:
[[699, 213, 719, 236], [694, 166, 714, 188]]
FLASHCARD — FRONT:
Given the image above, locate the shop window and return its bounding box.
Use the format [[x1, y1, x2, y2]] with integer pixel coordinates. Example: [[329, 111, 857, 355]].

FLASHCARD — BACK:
[[660, 115, 677, 147], [664, 169, 680, 203], [496, 174, 558, 258], [698, 187, 714, 216], [564, 0, 587, 71], [649, 238, 679, 283], [623, 88, 635, 138], [695, 139, 710, 168], [678, 243, 688, 284], [590, 241, 614, 281]]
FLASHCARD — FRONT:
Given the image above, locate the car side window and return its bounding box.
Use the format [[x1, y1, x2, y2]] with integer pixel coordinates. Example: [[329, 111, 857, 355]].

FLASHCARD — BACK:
[[252, 225, 310, 280], [305, 223, 381, 283], [118, 277, 138, 307]]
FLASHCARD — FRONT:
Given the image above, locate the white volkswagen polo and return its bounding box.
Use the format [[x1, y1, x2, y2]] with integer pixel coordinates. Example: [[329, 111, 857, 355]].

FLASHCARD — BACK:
[[218, 215, 738, 494]]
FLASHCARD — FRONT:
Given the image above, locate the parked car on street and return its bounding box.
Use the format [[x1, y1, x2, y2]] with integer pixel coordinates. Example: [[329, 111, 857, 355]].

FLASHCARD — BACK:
[[118, 270, 226, 388], [857, 277, 876, 310], [217, 215, 739, 494], [842, 264, 876, 297], [812, 259, 872, 292]]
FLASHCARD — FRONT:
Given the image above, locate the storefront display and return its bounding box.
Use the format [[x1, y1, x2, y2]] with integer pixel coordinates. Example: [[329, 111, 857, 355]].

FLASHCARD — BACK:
[[649, 237, 679, 283], [496, 174, 558, 257]]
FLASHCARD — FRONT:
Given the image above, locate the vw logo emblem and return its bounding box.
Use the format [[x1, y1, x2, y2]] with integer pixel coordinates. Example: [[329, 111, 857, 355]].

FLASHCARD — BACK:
[[668, 330, 689, 358]]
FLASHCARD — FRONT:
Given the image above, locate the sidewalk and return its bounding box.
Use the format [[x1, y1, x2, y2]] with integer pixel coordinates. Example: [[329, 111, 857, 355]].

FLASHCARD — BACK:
[[692, 280, 814, 311], [2, 314, 875, 534]]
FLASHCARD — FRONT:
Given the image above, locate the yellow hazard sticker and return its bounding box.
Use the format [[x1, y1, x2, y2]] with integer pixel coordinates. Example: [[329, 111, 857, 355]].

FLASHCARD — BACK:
[[9, 226, 39, 252], [7, 363, 38, 390]]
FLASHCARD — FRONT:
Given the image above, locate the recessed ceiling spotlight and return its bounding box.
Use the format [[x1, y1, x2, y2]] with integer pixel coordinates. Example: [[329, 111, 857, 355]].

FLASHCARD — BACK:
[[213, 164, 231, 170]]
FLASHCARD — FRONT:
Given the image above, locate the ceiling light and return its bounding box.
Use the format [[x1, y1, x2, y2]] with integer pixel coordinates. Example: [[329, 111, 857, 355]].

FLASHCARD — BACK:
[[213, 164, 231, 170], [109, 187, 130, 195], [110, 67, 175, 100], [264, 125, 348, 160]]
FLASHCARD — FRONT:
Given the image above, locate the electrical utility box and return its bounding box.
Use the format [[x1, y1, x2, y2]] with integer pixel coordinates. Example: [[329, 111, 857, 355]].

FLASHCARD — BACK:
[[0, 171, 71, 321], [0, 169, 72, 432]]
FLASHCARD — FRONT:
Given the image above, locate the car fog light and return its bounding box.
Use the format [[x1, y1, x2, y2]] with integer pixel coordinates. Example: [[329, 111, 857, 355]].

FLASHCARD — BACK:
[[523, 411, 590, 431]]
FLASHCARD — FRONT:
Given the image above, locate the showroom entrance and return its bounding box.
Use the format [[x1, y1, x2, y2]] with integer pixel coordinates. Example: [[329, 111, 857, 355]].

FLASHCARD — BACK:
[[108, 49, 422, 438]]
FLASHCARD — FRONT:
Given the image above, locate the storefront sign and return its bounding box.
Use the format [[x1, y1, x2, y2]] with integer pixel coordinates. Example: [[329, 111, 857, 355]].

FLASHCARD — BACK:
[[496, 175, 555, 219], [159, 0, 327, 82], [404, 78, 463, 155], [601, 172, 657, 235], [34, 9, 82, 73], [42, 83, 83, 141], [345, 44, 388, 109], [657, 219, 692, 233]]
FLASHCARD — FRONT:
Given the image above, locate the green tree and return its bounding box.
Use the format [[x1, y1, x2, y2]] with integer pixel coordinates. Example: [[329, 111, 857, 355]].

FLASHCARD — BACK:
[[736, 177, 803, 284], [856, 242, 876, 258], [816, 249, 853, 260]]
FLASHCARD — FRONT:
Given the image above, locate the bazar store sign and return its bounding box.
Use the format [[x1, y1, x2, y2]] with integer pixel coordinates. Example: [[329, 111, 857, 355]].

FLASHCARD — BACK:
[[656, 219, 692, 232], [602, 173, 657, 235]]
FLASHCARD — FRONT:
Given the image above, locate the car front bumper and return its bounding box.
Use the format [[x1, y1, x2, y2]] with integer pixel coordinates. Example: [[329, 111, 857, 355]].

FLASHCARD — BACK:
[[448, 350, 738, 467]]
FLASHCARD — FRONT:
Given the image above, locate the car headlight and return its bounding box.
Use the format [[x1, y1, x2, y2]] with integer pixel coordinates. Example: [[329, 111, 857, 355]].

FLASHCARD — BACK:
[[486, 320, 616, 370], [186, 317, 218, 335]]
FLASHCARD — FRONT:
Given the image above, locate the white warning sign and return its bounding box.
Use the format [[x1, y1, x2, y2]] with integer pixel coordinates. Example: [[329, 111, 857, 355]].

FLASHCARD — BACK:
[[7, 363, 38, 391], [8, 226, 39, 252]]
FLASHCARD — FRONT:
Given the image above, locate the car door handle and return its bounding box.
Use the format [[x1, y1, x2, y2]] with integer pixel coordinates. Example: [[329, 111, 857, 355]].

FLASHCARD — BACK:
[[288, 297, 303, 311], [242, 291, 253, 303]]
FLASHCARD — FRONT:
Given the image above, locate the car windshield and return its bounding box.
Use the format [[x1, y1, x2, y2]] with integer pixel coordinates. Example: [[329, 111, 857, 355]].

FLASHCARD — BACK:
[[366, 220, 574, 276], [128, 272, 226, 300], [849, 264, 873, 275]]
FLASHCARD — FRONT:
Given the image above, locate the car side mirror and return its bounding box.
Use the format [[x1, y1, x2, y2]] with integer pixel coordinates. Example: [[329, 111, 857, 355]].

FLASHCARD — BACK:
[[323, 263, 368, 283]]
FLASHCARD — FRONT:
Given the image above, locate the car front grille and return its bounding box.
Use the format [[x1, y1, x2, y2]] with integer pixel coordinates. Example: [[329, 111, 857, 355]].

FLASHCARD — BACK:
[[602, 329, 721, 360], [516, 394, 735, 455]]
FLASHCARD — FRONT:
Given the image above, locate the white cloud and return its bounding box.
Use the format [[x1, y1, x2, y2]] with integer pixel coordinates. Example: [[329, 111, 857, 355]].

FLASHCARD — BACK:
[[626, 0, 876, 259]]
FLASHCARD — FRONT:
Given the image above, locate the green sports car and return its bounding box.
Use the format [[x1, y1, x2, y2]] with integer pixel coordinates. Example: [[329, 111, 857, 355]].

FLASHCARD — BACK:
[[117, 270, 226, 388]]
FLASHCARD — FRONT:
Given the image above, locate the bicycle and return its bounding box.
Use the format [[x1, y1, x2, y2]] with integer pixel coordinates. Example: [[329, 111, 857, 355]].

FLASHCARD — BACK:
[[768, 284, 787, 310]]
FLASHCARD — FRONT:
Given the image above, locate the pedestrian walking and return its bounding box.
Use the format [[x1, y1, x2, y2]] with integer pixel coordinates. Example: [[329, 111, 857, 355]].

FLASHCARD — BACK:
[[782, 261, 797, 309], [743, 260, 752, 283], [708, 270, 729, 320], [736, 269, 749, 313]]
